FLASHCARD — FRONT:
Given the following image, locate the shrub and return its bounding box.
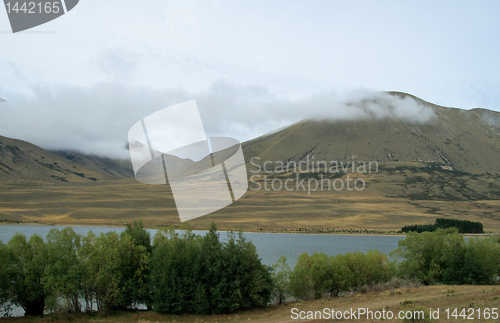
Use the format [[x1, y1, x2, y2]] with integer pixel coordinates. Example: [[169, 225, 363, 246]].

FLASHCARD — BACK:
[[289, 250, 395, 300], [150, 223, 272, 314], [392, 228, 500, 285], [271, 256, 292, 304]]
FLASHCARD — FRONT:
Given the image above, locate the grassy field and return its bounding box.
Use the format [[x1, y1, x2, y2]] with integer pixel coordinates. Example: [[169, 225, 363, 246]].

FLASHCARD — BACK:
[[1, 285, 499, 322], [1, 167, 500, 233]]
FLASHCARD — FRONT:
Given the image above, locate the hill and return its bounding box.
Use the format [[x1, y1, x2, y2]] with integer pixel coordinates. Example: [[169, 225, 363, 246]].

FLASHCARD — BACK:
[[243, 92, 500, 175], [51, 150, 133, 179], [0, 135, 129, 184]]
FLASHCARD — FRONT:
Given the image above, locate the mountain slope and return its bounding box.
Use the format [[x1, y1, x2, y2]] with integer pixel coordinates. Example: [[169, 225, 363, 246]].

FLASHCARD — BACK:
[[51, 150, 134, 179], [0, 135, 125, 184], [243, 92, 500, 175]]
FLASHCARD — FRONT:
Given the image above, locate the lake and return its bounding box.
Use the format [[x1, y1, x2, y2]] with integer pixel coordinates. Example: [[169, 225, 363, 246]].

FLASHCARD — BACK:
[[0, 225, 405, 268]]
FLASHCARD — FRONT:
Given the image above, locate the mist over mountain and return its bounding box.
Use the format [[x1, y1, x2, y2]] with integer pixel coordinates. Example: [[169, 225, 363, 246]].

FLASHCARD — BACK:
[[0, 135, 132, 184], [243, 92, 500, 175]]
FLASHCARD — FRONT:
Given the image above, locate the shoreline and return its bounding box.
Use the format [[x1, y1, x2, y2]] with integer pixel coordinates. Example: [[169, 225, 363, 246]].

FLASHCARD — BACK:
[[1, 222, 498, 237]]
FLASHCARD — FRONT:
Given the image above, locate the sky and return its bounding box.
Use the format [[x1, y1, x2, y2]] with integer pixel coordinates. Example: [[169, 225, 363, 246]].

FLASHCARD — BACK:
[[0, 0, 499, 158]]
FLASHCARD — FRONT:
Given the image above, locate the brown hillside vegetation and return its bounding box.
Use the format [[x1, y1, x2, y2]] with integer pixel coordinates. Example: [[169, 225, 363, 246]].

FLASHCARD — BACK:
[[0, 135, 132, 184]]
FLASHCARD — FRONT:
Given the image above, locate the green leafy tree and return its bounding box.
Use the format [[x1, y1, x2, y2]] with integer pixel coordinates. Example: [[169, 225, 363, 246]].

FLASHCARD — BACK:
[[391, 228, 460, 284], [222, 232, 273, 311], [42, 227, 82, 313], [289, 253, 314, 300], [443, 237, 500, 284], [7, 233, 48, 316], [89, 232, 125, 311], [324, 254, 353, 297], [151, 228, 202, 314], [123, 220, 152, 254], [0, 241, 12, 316], [394, 228, 500, 285], [271, 256, 292, 304], [309, 253, 330, 299], [120, 221, 152, 309], [150, 222, 272, 314], [79, 231, 97, 312]]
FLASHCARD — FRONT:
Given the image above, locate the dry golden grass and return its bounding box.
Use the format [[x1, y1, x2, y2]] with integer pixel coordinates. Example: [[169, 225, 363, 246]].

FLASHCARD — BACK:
[[0, 173, 499, 234], [1, 285, 499, 322]]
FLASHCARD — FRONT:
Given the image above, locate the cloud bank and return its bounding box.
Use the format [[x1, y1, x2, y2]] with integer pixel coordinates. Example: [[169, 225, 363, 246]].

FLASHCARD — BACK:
[[0, 81, 436, 159]]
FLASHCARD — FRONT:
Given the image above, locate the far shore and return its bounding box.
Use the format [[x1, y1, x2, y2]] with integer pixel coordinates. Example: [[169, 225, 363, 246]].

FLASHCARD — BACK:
[[1, 221, 499, 237]]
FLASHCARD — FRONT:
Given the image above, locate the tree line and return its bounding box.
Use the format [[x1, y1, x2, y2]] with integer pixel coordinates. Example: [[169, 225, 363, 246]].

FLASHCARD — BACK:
[[401, 218, 484, 234], [392, 228, 500, 285], [271, 250, 396, 303], [271, 228, 500, 303], [1, 223, 499, 317], [0, 221, 272, 316]]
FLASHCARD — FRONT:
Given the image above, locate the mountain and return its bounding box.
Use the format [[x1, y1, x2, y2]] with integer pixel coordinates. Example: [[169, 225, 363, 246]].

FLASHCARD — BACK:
[[51, 150, 134, 179], [241, 92, 500, 203], [0, 135, 129, 184], [243, 92, 500, 175], [1, 92, 499, 231]]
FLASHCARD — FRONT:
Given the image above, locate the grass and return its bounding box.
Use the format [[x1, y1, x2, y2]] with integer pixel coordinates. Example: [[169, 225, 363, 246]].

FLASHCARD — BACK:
[[0, 163, 499, 233], [2, 285, 499, 322], [0, 174, 500, 233]]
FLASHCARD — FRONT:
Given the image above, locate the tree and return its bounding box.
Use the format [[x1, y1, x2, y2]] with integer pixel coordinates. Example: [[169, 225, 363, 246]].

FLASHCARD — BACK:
[[223, 232, 273, 311], [289, 253, 314, 300], [90, 232, 125, 311], [43, 227, 82, 313], [79, 231, 97, 312], [151, 227, 203, 314], [150, 222, 272, 314], [122, 220, 152, 254], [443, 236, 500, 285], [392, 228, 462, 284], [394, 228, 500, 285], [0, 241, 12, 316], [7, 233, 48, 316], [271, 256, 292, 304], [309, 253, 330, 299], [120, 221, 152, 309], [324, 254, 353, 297]]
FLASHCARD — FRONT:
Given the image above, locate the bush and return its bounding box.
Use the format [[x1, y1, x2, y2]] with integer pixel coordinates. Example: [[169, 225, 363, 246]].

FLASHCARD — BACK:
[[288, 250, 395, 300], [271, 256, 292, 304], [288, 254, 315, 300], [150, 222, 273, 314], [356, 277, 421, 294], [392, 228, 500, 285]]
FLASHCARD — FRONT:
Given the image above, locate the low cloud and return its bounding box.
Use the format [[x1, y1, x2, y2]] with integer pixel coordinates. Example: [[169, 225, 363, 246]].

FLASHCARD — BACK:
[[0, 81, 436, 159], [94, 49, 138, 81]]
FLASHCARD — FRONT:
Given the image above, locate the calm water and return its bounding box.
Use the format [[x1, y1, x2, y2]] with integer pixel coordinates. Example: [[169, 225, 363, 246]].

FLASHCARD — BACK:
[[0, 225, 405, 267]]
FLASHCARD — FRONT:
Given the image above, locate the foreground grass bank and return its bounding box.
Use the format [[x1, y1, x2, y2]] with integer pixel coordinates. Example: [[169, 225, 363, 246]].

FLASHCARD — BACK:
[[1, 285, 499, 322]]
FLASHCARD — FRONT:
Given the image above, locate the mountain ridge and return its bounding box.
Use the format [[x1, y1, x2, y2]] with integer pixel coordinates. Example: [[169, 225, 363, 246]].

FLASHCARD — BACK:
[[242, 91, 500, 175], [0, 135, 132, 184]]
